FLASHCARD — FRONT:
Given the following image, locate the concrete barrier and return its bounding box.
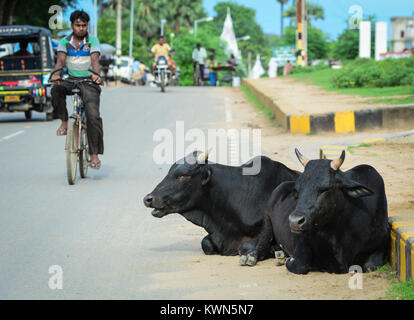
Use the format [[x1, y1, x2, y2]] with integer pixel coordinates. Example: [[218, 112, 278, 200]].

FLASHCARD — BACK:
[[242, 78, 414, 134]]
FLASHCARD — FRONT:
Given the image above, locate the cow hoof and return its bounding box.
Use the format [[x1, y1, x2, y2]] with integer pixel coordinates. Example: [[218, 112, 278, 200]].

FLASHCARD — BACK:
[[239, 255, 248, 266], [275, 250, 286, 266], [246, 255, 257, 266]]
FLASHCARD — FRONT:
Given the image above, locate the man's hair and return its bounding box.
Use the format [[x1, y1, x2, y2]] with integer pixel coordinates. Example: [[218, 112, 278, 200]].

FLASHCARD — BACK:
[[196, 43, 201, 47], [70, 10, 90, 24]]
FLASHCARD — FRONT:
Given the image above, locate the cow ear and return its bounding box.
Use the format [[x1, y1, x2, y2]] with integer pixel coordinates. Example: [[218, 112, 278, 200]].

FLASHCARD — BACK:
[[340, 178, 373, 198], [201, 166, 212, 186]]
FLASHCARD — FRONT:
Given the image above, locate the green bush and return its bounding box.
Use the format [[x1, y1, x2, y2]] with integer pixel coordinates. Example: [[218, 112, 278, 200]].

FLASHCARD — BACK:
[[332, 57, 414, 88], [290, 61, 329, 74]]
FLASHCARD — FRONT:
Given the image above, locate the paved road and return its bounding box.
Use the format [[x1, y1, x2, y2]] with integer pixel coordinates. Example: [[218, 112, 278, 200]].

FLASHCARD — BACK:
[[0, 86, 226, 299]]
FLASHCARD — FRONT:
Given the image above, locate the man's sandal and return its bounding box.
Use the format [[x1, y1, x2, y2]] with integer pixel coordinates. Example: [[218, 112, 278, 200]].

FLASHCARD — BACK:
[[56, 126, 67, 136], [90, 160, 101, 169]]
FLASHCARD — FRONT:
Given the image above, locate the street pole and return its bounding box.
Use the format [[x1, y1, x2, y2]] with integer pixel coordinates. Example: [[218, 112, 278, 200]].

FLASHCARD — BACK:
[[194, 17, 213, 38], [129, 0, 134, 59], [116, 0, 122, 84], [296, 0, 307, 67], [302, 0, 307, 66], [161, 19, 166, 36], [281, 1, 284, 36], [93, 0, 98, 37]]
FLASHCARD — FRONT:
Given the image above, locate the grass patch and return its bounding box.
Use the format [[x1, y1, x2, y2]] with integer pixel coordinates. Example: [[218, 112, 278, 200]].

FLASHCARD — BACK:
[[369, 264, 414, 300], [347, 142, 373, 154], [388, 279, 414, 300], [240, 84, 262, 107], [240, 84, 275, 121], [366, 95, 414, 105], [290, 69, 414, 103]]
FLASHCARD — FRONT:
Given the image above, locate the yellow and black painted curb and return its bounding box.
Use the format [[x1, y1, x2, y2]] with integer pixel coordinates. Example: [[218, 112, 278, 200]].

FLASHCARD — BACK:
[[320, 141, 414, 281], [288, 106, 414, 134], [389, 216, 414, 281], [242, 79, 414, 134]]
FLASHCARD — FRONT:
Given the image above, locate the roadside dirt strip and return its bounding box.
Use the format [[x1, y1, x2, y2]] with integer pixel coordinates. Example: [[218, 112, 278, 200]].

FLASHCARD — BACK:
[[243, 78, 414, 134]]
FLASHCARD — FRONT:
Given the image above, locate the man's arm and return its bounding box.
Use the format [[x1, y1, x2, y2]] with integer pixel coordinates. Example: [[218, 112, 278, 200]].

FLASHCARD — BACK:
[[51, 52, 67, 84], [90, 52, 102, 84]]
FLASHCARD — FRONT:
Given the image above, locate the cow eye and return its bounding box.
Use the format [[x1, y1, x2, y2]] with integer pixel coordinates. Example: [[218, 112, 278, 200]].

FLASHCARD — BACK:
[[176, 175, 190, 182]]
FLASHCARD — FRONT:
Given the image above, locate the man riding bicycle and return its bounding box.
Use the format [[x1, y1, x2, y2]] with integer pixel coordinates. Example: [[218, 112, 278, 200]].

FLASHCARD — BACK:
[[51, 10, 103, 169], [150, 35, 177, 76]]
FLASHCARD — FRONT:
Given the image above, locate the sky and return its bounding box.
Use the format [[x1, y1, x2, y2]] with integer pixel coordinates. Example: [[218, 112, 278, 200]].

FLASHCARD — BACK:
[[203, 0, 414, 40], [69, 0, 414, 41]]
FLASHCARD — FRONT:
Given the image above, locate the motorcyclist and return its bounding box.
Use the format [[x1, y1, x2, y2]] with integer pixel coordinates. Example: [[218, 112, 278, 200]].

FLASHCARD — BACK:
[[149, 35, 176, 76]]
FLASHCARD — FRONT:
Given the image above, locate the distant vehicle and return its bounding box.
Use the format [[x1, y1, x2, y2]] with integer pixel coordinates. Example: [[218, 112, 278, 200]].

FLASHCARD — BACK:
[[108, 56, 134, 84], [0, 25, 55, 121]]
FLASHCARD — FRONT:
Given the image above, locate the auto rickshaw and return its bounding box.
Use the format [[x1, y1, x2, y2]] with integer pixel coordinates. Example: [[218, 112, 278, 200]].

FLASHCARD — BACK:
[[0, 25, 55, 121]]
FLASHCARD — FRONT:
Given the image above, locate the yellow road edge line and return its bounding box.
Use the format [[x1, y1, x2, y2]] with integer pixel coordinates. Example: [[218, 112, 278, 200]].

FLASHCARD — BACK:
[[320, 145, 347, 149]]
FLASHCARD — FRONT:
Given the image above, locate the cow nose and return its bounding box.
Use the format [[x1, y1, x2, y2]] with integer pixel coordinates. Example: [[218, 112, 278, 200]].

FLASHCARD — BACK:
[[143, 194, 153, 207], [289, 213, 307, 233]]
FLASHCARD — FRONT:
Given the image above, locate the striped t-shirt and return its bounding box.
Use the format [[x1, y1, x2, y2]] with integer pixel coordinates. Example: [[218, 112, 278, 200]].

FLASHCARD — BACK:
[[57, 33, 101, 77]]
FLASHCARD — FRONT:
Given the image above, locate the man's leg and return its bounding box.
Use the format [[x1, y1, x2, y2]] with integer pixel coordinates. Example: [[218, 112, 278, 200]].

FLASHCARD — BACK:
[[199, 64, 205, 81], [80, 82, 103, 167], [51, 82, 73, 135]]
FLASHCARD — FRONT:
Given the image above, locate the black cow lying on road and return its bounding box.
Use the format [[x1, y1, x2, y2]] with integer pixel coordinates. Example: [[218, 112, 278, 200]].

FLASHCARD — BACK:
[[143, 150, 300, 256], [240, 148, 389, 274]]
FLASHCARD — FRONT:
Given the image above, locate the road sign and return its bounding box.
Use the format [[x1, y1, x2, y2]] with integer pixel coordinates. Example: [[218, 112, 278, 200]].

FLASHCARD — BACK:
[[272, 45, 296, 66]]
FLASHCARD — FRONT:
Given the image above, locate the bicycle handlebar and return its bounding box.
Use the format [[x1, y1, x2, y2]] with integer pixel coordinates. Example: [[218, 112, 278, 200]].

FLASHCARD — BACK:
[[49, 68, 102, 85]]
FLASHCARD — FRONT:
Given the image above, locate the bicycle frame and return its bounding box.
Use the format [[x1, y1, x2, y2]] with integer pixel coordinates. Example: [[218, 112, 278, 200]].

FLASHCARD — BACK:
[[69, 93, 86, 152]]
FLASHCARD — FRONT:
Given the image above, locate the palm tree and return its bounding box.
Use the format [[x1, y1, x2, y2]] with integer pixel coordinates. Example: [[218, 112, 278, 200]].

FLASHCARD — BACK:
[[277, 0, 289, 36], [164, 0, 205, 35], [135, 0, 164, 43], [283, 1, 325, 26]]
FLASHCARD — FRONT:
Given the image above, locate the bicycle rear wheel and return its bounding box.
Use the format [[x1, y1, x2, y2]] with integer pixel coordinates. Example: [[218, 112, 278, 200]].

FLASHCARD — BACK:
[[79, 125, 89, 178], [65, 118, 78, 185]]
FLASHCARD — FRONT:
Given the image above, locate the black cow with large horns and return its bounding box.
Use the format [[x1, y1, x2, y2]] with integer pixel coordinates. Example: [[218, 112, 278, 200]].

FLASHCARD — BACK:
[[240, 148, 389, 274], [143, 150, 300, 256]]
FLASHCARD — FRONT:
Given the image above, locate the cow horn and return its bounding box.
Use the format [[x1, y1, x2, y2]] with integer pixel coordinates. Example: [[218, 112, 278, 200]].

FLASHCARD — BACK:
[[295, 148, 309, 167], [197, 148, 211, 164], [330, 150, 345, 170]]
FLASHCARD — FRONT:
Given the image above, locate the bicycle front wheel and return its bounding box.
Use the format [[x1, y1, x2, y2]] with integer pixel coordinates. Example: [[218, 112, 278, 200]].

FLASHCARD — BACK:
[[79, 125, 89, 178], [65, 118, 78, 185]]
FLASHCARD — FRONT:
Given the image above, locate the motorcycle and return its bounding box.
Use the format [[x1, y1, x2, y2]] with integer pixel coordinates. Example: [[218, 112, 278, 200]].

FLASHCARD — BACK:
[[153, 55, 169, 92]]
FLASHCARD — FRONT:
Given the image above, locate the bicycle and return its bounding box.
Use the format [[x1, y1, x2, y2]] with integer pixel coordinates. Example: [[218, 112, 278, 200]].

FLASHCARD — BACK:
[[49, 68, 101, 185]]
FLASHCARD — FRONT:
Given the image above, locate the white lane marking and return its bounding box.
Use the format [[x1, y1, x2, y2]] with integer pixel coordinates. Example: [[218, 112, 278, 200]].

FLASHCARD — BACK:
[[2, 130, 24, 140]]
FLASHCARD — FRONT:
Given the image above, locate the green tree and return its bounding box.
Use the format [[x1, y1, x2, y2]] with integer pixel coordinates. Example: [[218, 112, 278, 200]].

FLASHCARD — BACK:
[[164, 0, 205, 35], [332, 15, 377, 60], [279, 25, 329, 60], [283, 1, 324, 26], [202, 2, 267, 61], [173, 28, 226, 86]]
